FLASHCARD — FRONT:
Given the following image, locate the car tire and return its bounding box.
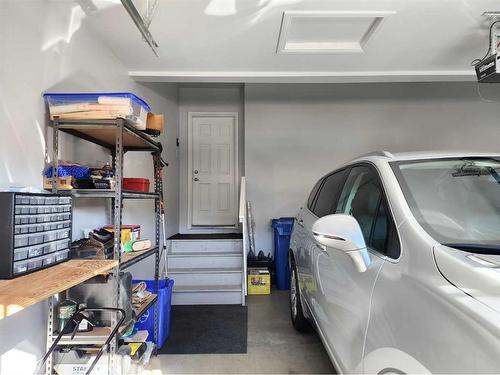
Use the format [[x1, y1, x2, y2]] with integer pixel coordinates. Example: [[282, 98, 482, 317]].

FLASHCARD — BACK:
[[290, 260, 310, 332]]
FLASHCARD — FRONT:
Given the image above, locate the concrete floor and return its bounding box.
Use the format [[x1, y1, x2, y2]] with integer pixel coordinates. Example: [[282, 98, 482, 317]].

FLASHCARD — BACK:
[[147, 291, 335, 374]]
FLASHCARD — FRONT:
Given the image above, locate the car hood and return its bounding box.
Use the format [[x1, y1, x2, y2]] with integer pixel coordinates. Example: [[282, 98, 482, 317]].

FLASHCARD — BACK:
[[433, 244, 500, 314]]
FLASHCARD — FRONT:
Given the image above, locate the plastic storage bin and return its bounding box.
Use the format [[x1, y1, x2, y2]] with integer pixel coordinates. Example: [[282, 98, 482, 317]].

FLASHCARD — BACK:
[[247, 268, 271, 295], [43, 92, 151, 130], [123, 178, 150, 193], [271, 217, 294, 290], [0, 192, 72, 279], [132, 278, 174, 349]]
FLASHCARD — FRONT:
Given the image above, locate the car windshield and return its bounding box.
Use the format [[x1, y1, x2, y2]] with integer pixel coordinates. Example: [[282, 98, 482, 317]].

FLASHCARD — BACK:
[[393, 157, 500, 253]]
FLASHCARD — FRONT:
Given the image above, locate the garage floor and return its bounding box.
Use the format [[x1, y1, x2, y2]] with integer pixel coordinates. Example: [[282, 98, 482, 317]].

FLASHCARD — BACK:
[[148, 291, 336, 374]]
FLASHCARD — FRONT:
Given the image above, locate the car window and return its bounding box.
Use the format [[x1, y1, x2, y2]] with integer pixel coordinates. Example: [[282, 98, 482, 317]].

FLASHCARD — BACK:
[[372, 200, 389, 251], [312, 169, 348, 217], [336, 165, 399, 257], [392, 157, 500, 252], [307, 178, 324, 211]]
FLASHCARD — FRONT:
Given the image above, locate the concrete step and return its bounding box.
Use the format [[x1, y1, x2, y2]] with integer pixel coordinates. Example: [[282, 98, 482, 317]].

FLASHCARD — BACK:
[[169, 268, 242, 286], [172, 284, 242, 305], [169, 267, 242, 274], [170, 239, 243, 254], [167, 252, 242, 269], [174, 284, 242, 292], [167, 237, 245, 305]]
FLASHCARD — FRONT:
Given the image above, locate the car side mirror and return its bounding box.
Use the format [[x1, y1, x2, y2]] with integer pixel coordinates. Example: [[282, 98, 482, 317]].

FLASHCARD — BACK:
[[312, 214, 371, 272]]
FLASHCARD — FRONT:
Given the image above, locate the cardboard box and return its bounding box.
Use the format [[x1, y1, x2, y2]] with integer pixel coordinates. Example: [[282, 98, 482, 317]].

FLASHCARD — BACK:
[[43, 176, 73, 190], [247, 267, 271, 295], [146, 113, 164, 134], [104, 224, 140, 245]]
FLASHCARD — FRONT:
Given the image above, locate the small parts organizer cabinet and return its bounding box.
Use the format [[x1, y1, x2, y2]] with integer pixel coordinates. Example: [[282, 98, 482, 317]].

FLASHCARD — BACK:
[[0, 192, 72, 279]]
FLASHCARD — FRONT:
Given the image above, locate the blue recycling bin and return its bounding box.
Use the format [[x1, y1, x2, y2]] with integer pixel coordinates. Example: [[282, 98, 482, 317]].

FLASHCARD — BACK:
[[271, 217, 294, 290], [133, 278, 174, 349]]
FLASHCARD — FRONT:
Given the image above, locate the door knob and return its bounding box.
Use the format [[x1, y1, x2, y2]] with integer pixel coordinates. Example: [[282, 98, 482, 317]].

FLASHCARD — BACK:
[[194, 177, 199, 181], [193, 170, 199, 174]]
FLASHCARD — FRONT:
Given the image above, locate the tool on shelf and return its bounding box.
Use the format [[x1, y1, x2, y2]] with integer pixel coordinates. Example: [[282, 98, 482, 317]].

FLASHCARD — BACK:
[[56, 299, 79, 333], [160, 201, 168, 278], [38, 307, 126, 375], [153, 152, 169, 278]]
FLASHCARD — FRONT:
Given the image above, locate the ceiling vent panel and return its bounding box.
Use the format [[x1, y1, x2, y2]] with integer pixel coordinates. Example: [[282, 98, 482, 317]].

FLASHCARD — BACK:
[[276, 11, 395, 54]]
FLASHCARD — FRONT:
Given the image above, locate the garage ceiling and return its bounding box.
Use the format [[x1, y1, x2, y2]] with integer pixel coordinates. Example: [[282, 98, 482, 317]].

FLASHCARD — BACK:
[[84, 0, 499, 83]]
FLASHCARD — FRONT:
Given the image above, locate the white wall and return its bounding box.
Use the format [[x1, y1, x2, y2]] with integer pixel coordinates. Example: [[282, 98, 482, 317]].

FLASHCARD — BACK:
[[178, 85, 244, 233], [245, 82, 500, 255], [0, 2, 178, 373]]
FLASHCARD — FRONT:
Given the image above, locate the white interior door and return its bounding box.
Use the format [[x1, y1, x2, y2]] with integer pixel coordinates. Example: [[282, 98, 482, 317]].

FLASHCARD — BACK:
[[189, 113, 238, 227]]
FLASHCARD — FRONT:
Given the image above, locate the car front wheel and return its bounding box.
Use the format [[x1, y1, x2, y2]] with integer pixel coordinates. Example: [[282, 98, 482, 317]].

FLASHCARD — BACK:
[[290, 261, 309, 332]]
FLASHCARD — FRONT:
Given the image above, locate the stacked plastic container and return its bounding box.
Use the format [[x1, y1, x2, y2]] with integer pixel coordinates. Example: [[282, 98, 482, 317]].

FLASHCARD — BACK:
[[43, 92, 151, 130], [0, 192, 73, 279]]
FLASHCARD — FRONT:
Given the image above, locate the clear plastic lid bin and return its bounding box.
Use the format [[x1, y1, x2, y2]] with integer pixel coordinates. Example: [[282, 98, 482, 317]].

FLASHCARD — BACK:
[[43, 92, 151, 130]]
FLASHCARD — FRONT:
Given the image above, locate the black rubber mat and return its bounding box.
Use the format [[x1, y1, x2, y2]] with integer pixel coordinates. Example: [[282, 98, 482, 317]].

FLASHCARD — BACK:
[[159, 304, 248, 354]]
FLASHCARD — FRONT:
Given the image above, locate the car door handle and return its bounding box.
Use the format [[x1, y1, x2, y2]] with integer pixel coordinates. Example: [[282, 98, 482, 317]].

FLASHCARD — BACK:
[[296, 218, 304, 227], [315, 244, 329, 256]]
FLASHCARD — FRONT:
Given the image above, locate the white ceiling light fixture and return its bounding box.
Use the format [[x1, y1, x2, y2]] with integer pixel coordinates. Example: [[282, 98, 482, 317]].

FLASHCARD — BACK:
[[276, 10, 395, 54], [204, 0, 237, 16]]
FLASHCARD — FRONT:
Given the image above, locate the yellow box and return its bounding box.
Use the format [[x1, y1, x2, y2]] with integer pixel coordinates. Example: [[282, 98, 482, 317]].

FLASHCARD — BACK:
[[104, 225, 140, 245], [247, 268, 271, 295]]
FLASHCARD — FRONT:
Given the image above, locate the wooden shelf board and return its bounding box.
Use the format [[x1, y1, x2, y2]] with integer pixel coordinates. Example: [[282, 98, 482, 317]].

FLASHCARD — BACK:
[[0, 259, 118, 320], [55, 119, 161, 152], [58, 326, 113, 346], [121, 247, 158, 269]]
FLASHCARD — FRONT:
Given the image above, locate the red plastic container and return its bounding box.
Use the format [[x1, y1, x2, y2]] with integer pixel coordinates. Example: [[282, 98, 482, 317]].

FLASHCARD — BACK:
[[123, 178, 150, 193]]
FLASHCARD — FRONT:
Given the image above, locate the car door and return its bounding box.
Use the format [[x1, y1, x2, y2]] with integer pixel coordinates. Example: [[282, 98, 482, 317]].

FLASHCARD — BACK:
[[294, 177, 324, 303], [312, 165, 398, 373], [300, 169, 349, 328]]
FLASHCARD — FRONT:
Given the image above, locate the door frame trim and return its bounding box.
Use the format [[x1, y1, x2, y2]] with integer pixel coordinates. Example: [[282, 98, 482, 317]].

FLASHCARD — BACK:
[[187, 111, 240, 230]]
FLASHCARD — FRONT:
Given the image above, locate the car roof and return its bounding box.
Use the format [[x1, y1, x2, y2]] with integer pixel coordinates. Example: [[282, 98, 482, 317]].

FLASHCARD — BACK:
[[346, 150, 500, 166]]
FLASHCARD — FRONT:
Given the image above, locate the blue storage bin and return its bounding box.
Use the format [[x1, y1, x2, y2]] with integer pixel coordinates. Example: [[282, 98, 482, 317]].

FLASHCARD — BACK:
[[271, 217, 294, 290], [44, 165, 90, 179], [132, 278, 174, 349]]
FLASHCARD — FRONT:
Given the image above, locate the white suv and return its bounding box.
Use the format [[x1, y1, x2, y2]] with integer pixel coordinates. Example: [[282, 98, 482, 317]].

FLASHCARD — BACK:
[[290, 151, 500, 374]]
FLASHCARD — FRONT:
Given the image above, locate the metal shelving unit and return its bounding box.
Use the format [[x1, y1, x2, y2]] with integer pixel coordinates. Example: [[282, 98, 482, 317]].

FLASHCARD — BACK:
[[45, 117, 164, 374], [60, 189, 159, 200]]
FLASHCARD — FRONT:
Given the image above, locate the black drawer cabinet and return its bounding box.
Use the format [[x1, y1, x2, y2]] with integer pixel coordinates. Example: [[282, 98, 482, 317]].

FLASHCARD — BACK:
[[0, 192, 72, 279]]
